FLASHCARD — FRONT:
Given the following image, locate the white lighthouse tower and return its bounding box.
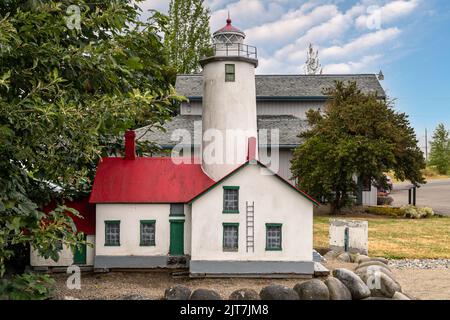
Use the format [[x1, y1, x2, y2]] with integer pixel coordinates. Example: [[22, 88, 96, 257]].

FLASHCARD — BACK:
[[200, 15, 259, 181]]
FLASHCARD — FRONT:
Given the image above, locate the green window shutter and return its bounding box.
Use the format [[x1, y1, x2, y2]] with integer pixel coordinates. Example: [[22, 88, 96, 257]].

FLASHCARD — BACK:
[[140, 220, 156, 246], [265, 223, 282, 251], [225, 64, 235, 82]]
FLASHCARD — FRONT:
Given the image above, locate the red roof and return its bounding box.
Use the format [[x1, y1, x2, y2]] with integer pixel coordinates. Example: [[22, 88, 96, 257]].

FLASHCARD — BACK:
[[45, 197, 96, 235], [90, 157, 215, 204], [214, 17, 245, 36]]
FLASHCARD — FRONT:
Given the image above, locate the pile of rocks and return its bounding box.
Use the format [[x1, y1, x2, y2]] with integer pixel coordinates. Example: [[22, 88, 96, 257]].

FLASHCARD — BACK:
[[163, 256, 412, 300]]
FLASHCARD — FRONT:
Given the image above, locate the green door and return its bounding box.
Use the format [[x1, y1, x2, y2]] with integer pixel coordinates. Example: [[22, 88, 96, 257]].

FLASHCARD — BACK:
[[73, 235, 87, 265], [169, 220, 184, 255]]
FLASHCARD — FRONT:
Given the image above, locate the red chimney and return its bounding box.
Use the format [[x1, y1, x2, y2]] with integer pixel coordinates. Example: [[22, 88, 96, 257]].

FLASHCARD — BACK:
[[124, 130, 136, 160], [247, 137, 257, 162]]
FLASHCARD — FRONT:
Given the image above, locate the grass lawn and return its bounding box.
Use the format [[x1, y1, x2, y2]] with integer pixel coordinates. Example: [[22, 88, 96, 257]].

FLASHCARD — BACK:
[[314, 215, 450, 259]]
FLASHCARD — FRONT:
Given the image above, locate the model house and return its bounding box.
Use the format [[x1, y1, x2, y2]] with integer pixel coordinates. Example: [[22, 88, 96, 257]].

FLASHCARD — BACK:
[[30, 18, 381, 274]]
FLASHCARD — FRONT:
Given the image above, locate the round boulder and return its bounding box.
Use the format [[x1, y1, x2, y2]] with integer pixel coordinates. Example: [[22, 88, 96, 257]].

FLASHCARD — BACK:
[[116, 294, 149, 300], [293, 279, 330, 300], [259, 284, 299, 300], [332, 268, 371, 300], [164, 285, 191, 300], [392, 292, 411, 300], [229, 289, 260, 300], [323, 250, 340, 261], [336, 252, 352, 263], [354, 254, 370, 264], [324, 277, 352, 300], [358, 257, 389, 265], [358, 260, 391, 270], [356, 265, 395, 281], [190, 289, 222, 300], [358, 271, 402, 298]]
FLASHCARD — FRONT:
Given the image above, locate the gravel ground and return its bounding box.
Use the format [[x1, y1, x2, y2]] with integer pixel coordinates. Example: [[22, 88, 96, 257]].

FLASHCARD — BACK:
[[389, 259, 450, 270], [52, 271, 308, 300], [52, 260, 450, 300]]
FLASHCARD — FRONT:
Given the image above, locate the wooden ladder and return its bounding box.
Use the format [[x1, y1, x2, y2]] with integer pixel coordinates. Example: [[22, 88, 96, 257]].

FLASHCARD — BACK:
[[246, 201, 255, 253]]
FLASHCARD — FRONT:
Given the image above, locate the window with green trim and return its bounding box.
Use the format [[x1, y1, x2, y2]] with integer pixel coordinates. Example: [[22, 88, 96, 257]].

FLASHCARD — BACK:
[[223, 223, 239, 251], [225, 64, 235, 82], [223, 186, 239, 213], [140, 220, 156, 246], [105, 221, 120, 246], [266, 224, 282, 251]]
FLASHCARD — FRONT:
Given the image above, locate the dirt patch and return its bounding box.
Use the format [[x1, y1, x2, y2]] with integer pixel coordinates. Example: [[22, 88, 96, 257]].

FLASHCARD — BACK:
[[392, 269, 450, 300]]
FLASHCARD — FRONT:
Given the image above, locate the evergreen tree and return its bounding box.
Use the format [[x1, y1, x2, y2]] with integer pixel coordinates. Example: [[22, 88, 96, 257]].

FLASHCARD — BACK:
[[429, 123, 450, 174], [304, 43, 323, 75], [163, 0, 212, 74]]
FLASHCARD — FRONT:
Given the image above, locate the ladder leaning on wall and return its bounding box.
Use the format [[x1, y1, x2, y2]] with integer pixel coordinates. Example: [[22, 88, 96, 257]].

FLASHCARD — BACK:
[[246, 201, 255, 252]]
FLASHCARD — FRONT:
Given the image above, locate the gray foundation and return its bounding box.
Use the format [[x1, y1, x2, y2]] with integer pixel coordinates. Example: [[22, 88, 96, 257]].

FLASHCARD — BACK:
[[189, 260, 314, 277], [94, 255, 188, 269]]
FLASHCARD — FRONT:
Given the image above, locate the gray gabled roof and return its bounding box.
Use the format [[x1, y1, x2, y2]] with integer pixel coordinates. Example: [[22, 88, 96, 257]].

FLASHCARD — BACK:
[[176, 74, 385, 99], [136, 115, 308, 148]]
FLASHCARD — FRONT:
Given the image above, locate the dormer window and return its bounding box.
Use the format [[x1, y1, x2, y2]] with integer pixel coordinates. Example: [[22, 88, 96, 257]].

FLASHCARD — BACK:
[[225, 64, 235, 82]]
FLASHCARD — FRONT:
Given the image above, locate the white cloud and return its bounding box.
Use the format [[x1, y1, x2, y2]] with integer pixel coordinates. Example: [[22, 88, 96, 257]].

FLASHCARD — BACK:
[[321, 28, 401, 60], [323, 54, 383, 74], [245, 4, 339, 47], [137, 0, 422, 75], [355, 0, 420, 30]]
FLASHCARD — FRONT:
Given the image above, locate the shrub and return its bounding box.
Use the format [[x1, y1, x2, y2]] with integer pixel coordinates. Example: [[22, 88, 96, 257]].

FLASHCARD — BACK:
[[377, 196, 394, 206], [401, 205, 435, 219], [366, 206, 404, 217], [0, 273, 55, 300], [366, 205, 435, 219]]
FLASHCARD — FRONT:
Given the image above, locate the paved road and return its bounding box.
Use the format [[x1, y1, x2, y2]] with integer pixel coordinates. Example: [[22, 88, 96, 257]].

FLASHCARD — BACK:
[[390, 179, 450, 216]]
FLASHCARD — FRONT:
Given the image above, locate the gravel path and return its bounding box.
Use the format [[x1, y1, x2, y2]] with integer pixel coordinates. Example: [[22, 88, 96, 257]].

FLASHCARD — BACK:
[[389, 259, 450, 270]]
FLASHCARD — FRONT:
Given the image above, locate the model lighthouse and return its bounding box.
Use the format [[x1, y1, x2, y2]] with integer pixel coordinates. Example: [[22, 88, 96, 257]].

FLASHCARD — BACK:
[[200, 16, 259, 181]]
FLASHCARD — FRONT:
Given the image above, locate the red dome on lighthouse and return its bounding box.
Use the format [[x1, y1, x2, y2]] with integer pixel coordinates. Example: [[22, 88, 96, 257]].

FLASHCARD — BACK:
[[213, 13, 245, 38]]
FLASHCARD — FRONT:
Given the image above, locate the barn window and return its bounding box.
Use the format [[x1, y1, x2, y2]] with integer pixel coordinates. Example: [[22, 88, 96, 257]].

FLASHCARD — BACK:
[[170, 204, 185, 216], [140, 220, 156, 246], [223, 186, 239, 213], [223, 223, 239, 251], [105, 221, 120, 246], [266, 224, 282, 251], [225, 64, 235, 82]]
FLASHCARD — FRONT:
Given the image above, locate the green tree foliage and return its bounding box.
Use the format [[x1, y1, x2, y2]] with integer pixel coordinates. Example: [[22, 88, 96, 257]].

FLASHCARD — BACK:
[[429, 123, 450, 174], [0, 0, 184, 286], [161, 0, 212, 74], [291, 82, 425, 214]]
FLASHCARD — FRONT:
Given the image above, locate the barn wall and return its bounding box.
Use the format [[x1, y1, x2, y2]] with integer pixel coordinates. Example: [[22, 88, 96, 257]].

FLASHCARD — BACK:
[[180, 101, 324, 119], [190, 164, 314, 270]]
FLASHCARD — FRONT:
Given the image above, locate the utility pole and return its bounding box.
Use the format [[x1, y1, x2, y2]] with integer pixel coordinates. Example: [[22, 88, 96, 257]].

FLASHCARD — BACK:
[[425, 128, 428, 162]]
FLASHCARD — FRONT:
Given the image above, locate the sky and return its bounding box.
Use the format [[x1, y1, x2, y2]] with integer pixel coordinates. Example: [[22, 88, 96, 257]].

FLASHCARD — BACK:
[[141, 0, 450, 153]]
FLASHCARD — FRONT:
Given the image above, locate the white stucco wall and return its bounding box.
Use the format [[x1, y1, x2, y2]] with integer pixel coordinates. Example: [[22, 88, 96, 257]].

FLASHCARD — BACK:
[[95, 204, 190, 256], [202, 59, 258, 180], [329, 219, 368, 255], [30, 235, 95, 267], [191, 163, 314, 262]]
